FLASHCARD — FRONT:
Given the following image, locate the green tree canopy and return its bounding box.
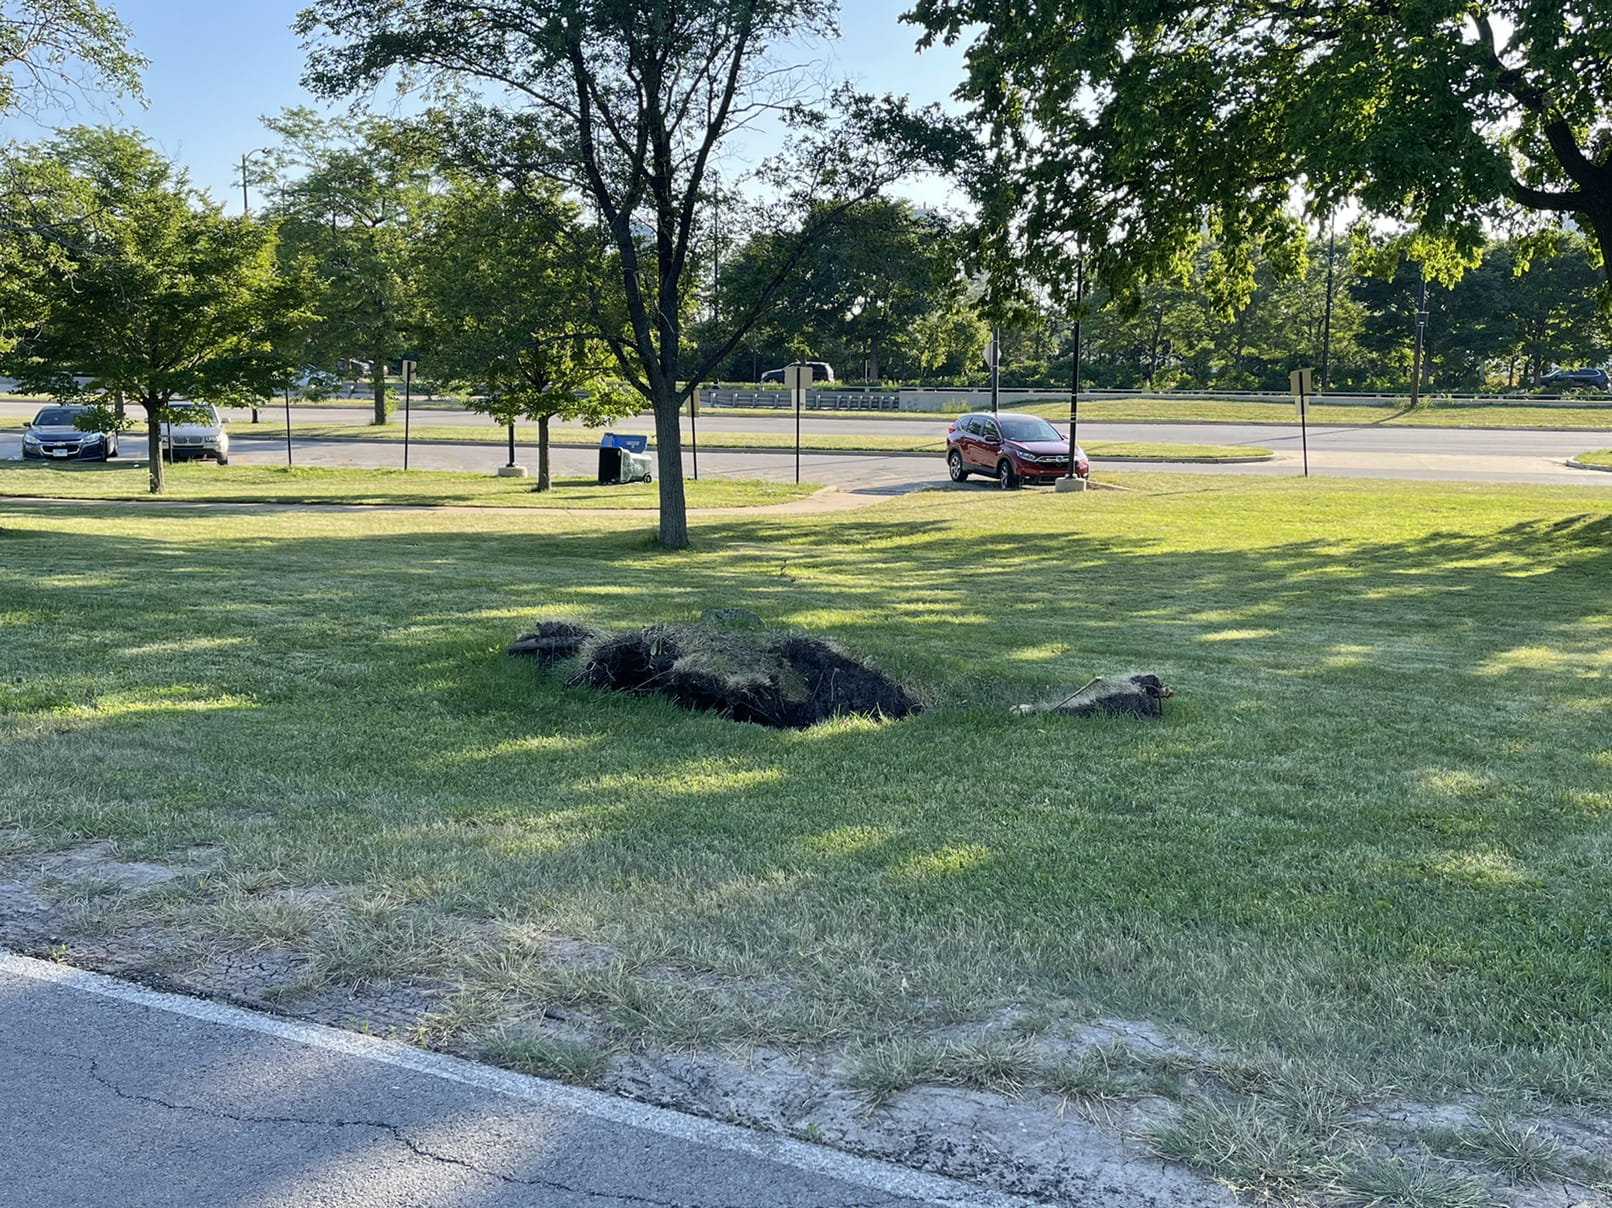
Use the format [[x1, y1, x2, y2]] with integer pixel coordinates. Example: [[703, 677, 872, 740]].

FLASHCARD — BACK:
[[0, 127, 306, 493], [261, 109, 438, 425], [414, 176, 638, 491], [909, 0, 1612, 307], [0, 0, 144, 119], [296, 0, 966, 548]]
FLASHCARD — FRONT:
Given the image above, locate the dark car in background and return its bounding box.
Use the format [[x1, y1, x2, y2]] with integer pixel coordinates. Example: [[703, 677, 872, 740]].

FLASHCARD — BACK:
[[1540, 368, 1609, 391], [20, 405, 118, 461], [946, 411, 1089, 488]]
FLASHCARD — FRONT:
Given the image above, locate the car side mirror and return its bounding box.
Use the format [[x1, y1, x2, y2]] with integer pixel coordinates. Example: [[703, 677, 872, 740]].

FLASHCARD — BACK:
[[22, 421, 30, 430]]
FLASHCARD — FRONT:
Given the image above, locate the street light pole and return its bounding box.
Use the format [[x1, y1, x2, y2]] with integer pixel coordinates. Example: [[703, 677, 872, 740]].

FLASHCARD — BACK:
[[239, 147, 271, 218], [1409, 270, 1429, 408], [240, 146, 272, 424], [1066, 259, 1085, 478], [1320, 221, 1336, 391]]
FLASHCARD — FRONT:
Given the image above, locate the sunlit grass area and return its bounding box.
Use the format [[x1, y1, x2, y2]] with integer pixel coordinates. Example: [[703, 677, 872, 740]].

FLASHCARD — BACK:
[[3, 474, 1610, 1183], [0, 462, 816, 508], [1572, 449, 1612, 468], [225, 421, 1264, 460]]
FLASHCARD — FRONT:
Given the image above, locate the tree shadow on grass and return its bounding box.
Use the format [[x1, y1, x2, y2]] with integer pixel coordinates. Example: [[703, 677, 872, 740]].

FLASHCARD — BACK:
[[2, 495, 1610, 1095]]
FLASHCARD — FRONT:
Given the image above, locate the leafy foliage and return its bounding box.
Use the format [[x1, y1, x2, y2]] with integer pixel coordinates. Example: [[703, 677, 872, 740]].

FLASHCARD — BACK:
[[262, 109, 438, 425], [909, 0, 1612, 307], [0, 128, 308, 492], [296, 0, 968, 547], [0, 0, 144, 119], [414, 176, 639, 490]]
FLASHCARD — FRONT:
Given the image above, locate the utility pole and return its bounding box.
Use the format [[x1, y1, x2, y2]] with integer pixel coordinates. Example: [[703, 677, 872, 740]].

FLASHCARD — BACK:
[[1409, 270, 1429, 408], [1319, 221, 1336, 391]]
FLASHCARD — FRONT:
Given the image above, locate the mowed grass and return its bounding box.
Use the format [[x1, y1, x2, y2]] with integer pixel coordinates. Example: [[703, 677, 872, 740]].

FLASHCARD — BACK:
[[233, 422, 1263, 460], [2, 475, 1610, 1118], [0, 461, 816, 508], [1008, 395, 1612, 430]]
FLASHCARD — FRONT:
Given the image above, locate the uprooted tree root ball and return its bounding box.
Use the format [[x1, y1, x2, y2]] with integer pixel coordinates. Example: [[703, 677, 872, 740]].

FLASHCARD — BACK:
[[1011, 673, 1175, 719], [509, 619, 922, 729]]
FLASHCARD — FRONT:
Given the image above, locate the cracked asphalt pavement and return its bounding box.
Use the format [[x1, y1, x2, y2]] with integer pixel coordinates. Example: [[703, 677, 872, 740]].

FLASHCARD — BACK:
[[0, 955, 1034, 1208]]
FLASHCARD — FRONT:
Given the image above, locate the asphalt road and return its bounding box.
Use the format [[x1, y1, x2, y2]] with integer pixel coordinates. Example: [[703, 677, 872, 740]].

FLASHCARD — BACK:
[[6, 400, 1612, 490], [0, 953, 1033, 1208]]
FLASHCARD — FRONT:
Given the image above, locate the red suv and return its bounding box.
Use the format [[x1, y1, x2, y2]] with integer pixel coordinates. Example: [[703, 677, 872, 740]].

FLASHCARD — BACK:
[[946, 411, 1088, 487]]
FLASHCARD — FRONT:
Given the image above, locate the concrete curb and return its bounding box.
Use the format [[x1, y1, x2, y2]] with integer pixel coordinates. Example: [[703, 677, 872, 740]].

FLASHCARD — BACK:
[[1564, 458, 1612, 473]]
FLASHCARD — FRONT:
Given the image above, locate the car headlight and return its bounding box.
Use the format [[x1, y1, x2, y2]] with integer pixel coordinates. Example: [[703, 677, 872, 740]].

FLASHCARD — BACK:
[[22, 433, 40, 446]]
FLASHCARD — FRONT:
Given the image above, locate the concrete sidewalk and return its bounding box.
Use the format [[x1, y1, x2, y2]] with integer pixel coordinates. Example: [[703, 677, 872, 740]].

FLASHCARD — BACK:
[[0, 953, 1036, 1208]]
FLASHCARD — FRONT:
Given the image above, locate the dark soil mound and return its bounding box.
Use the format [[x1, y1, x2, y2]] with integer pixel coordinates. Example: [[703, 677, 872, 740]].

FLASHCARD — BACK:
[[507, 620, 604, 668], [516, 620, 921, 729]]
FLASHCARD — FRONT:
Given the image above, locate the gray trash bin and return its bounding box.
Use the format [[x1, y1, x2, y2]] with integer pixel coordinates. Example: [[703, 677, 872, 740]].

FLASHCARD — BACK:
[[597, 433, 652, 485]]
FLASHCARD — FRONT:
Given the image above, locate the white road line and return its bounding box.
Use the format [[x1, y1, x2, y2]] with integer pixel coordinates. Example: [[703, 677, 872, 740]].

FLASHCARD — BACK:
[[0, 951, 1040, 1208]]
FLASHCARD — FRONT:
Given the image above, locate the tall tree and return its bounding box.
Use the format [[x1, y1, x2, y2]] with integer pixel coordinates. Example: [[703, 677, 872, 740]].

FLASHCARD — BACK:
[[262, 109, 435, 425], [0, 128, 303, 493], [296, 0, 964, 549], [909, 0, 1612, 305], [415, 176, 638, 491]]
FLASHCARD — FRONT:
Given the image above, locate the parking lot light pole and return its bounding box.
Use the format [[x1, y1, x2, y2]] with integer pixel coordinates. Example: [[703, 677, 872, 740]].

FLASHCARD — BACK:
[[1409, 271, 1429, 408], [1066, 260, 1085, 479], [988, 326, 1000, 414]]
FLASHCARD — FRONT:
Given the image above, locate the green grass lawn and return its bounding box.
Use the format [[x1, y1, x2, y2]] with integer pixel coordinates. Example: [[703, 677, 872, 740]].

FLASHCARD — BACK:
[[1573, 449, 1612, 468], [222, 421, 1266, 460], [0, 462, 817, 508], [2, 475, 1610, 1196]]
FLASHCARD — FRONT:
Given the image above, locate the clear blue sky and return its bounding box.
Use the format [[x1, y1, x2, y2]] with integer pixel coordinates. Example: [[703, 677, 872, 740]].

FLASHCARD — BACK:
[[2, 1, 971, 211]]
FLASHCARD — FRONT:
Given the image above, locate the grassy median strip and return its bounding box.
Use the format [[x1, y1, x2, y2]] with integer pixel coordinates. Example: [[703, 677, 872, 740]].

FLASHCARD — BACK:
[[216, 421, 1266, 461], [1572, 449, 1612, 468], [0, 462, 817, 508], [3, 470, 1610, 1182]]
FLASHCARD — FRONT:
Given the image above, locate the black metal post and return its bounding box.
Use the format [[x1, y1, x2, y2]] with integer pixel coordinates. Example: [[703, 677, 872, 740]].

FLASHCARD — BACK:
[[1299, 378, 1310, 478], [794, 366, 802, 485], [689, 392, 698, 481], [283, 386, 293, 466], [403, 366, 412, 470], [507, 422, 516, 467]]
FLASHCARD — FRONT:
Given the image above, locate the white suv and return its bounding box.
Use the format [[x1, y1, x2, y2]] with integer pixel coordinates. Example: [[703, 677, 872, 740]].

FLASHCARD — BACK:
[[163, 403, 229, 465]]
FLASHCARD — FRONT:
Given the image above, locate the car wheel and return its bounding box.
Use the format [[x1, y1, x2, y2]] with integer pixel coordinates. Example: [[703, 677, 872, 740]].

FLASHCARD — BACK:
[[216, 454, 229, 466], [998, 458, 1019, 489], [642, 472, 651, 483], [947, 450, 969, 482]]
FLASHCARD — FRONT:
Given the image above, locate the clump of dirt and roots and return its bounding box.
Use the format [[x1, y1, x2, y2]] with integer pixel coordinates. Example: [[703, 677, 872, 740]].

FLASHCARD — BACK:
[[508, 618, 921, 729]]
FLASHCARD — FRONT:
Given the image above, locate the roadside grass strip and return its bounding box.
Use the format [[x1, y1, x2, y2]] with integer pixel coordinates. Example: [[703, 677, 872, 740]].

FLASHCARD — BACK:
[[3, 473, 1611, 1199], [1570, 449, 1612, 470], [227, 421, 1264, 461], [0, 462, 816, 508]]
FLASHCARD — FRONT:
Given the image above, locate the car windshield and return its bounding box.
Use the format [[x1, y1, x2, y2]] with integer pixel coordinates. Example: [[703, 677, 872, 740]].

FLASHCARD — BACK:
[[34, 408, 83, 426], [169, 405, 217, 424], [1000, 418, 1061, 442]]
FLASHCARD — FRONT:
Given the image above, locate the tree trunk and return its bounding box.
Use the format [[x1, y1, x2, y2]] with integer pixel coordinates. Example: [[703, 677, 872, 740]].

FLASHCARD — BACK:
[[652, 386, 689, 550], [868, 340, 881, 384], [145, 408, 165, 495], [371, 356, 387, 425], [537, 413, 551, 492]]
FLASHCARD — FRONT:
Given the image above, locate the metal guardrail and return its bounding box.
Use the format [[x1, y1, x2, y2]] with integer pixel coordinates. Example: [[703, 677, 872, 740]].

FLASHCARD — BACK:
[[703, 389, 901, 411], [701, 385, 1612, 410]]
